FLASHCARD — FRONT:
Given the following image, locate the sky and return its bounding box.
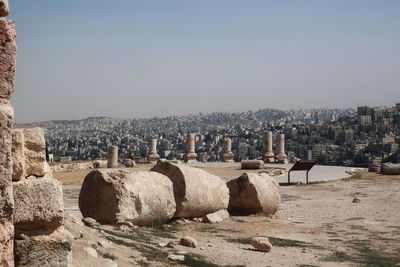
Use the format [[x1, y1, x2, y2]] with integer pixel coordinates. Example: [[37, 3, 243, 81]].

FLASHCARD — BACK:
[[8, 0, 400, 123]]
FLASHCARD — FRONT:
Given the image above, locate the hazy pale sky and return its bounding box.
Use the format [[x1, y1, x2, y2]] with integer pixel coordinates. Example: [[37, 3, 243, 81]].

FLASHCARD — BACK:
[[9, 0, 400, 123]]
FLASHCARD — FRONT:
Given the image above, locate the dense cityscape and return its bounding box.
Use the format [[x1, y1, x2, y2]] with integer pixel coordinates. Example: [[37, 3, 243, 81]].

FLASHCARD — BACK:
[[18, 104, 400, 167]]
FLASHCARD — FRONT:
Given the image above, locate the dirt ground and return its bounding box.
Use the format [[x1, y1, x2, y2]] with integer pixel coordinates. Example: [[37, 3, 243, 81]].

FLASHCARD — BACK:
[[56, 166, 400, 267]]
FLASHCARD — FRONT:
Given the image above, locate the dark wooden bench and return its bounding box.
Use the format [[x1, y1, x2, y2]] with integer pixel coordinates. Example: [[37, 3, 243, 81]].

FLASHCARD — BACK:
[[288, 160, 315, 184]]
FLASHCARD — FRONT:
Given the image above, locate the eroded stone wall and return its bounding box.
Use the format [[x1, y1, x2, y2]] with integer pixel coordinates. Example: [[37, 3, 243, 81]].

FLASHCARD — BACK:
[[12, 129, 73, 266], [0, 10, 16, 266]]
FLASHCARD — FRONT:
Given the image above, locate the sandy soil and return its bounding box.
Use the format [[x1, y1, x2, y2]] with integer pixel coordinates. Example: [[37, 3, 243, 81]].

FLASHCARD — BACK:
[[57, 166, 400, 267]]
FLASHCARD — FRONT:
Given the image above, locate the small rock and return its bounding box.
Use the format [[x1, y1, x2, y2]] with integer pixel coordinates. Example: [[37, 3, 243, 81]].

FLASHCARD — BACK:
[[82, 217, 98, 227], [116, 221, 138, 228], [102, 258, 118, 267], [175, 218, 190, 224], [158, 243, 168, 247], [123, 159, 136, 168], [180, 236, 197, 248], [352, 197, 361, 203], [66, 214, 84, 226], [117, 225, 133, 232], [203, 209, 230, 223], [192, 217, 203, 222], [98, 239, 112, 248], [200, 247, 205, 250], [168, 254, 185, 261], [250, 236, 272, 252], [167, 241, 175, 248], [84, 247, 98, 258], [175, 250, 188, 255]]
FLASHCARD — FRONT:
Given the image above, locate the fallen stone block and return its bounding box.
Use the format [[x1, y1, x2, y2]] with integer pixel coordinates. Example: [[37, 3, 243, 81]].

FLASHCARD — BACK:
[[151, 161, 229, 218], [79, 169, 176, 226], [203, 209, 229, 223], [227, 172, 280, 216], [241, 160, 264, 170], [13, 178, 64, 234], [381, 163, 400, 175]]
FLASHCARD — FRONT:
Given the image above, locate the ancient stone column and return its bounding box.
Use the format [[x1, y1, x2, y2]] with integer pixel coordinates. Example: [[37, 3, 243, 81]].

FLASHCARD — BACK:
[[183, 133, 197, 163], [107, 146, 118, 168], [147, 138, 159, 163], [275, 134, 288, 164], [0, 5, 16, 265], [263, 131, 275, 163], [221, 138, 234, 162]]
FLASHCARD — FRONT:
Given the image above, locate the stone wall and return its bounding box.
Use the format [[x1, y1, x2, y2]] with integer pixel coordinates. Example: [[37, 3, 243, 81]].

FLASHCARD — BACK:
[[0, 8, 16, 266], [12, 129, 73, 266]]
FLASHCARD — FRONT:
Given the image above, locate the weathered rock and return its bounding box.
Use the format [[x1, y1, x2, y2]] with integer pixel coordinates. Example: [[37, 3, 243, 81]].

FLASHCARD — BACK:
[[123, 159, 135, 168], [168, 254, 185, 261], [241, 160, 264, 170], [14, 228, 73, 267], [352, 197, 361, 203], [79, 169, 176, 226], [0, 102, 14, 267], [22, 128, 47, 177], [0, 0, 9, 17], [93, 161, 101, 169], [381, 163, 400, 175], [250, 236, 272, 252], [0, 18, 16, 99], [151, 161, 229, 218], [84, 247, 98, 258], [227, 172, 280, 216], [12, 128, 49, 180], [13, 178, 64, 234], [180, 236, 197, 248], [368, 164, 381, 173], [82, 217, 98, 227], [203, 209, 229, 223]]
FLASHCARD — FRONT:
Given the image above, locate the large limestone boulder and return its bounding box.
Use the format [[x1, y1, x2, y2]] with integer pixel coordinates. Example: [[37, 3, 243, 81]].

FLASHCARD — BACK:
[[227, 172, 280, 216], [151, 161, 229, 218], [14, 228, 73, 267], [13, 178, 64, 234], [381, 163, 400, 175], [79, 169, 176, 226]]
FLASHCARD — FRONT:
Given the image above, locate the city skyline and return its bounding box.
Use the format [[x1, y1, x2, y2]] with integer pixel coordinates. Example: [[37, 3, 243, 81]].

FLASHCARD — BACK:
[[9, 0, 400, 123]]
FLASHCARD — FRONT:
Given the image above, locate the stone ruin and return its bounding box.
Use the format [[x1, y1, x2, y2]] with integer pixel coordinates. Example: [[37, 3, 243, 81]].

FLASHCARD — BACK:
[[147, 138, 159, 163], [0, 2, 17, 264], [79, 159, 280, 227], [221, 137, 234, 162], [0, 3, 72, 266], [12, 128, 72, 266], [183, 133, 197, 162]]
